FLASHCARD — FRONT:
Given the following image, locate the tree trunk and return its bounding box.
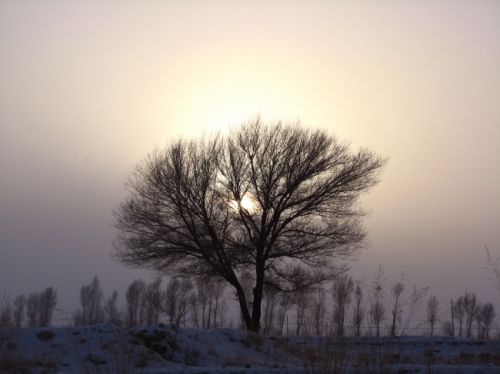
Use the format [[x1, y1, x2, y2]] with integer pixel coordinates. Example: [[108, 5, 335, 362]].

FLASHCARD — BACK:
[[249, 268, 264, 333], [234, 283, 252, 331]]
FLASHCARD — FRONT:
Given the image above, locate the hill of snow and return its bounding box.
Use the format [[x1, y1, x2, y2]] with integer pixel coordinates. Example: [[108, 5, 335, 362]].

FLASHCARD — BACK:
[[1, 324, 499, 373]]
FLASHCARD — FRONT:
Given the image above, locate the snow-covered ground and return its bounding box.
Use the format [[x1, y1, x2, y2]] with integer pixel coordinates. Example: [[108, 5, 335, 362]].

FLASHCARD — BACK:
[[1, 324, 499, 373]]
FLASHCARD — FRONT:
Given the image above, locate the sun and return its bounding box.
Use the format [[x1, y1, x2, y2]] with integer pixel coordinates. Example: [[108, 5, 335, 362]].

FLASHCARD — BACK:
[[229, 194, 256, 213], [240, 195, 255, 211]]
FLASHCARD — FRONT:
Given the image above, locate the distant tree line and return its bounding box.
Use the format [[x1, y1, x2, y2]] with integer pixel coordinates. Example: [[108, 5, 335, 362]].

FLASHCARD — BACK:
[[444, 292, 496, 340], [71, 276, 228, 330], [0, 287, 57, 328], [0, 268, 497, 340]]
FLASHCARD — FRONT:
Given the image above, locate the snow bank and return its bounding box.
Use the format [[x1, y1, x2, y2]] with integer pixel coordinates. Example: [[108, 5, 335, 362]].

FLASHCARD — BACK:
[[1, 324, 499, 373]]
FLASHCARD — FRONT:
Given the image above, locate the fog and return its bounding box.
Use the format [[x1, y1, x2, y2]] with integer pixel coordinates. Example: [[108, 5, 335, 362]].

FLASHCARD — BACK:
[[1, 0, 499, 318]]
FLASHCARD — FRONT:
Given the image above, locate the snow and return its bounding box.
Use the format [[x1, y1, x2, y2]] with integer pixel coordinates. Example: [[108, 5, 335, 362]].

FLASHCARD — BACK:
[[1, 324, 499, 373]]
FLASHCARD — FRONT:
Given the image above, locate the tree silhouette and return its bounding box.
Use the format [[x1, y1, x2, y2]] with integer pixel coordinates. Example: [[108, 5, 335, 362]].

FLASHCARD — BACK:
[[114, 119, 385, 332]]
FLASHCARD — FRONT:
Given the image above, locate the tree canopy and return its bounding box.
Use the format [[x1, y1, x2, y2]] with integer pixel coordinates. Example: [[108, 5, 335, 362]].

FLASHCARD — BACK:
[[114, 119, 385, 332]]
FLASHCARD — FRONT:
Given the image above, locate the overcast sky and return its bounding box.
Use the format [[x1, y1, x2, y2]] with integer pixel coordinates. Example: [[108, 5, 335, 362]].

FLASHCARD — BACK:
[[1, 0, 499, 321]]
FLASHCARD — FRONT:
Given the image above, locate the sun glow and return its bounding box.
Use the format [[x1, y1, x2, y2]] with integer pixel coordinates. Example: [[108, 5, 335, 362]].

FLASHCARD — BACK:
[[162, 61, 310, 138], [229, 194, 256, 213]]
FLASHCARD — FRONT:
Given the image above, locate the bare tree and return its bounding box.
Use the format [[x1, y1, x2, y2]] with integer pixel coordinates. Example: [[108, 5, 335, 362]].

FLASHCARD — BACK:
[[442, 321, 454, 337], [13, 295, 26, 327], [448, 299, 455, 337], [263, 284, 279, 335], [389, 281, 405, 337], [191, 276, 221, 329], [75, 277, 104, 325], [104, 290, 122, 326], [332, 274, 354, 337], [369, 266, 385, 338], [452, 296, 465, 336], [163, 278, 181, 326], [309, 287, 327, 336], [236, 271, 254, 330], [195, 278, 210, 329], [426, 295, 439, 336], [163, 277, 192, 328], [188, 292, 200, 328], [114, 119, 385, 332], [370, 302, 385, 338], [0, 296, 12, 327], [294, 288, 311, 335], [352, 281, 364, 337], [143, 279, 162, 325], [206, 277, 225, 328], [26, 292, 40, 327], [275, 292, 291, 336], [178, 278, 194, 327], [18, 289, 57, 327], [463, 292, 478, 339], [400, 285, 428, 335], [216, 289, 228, 328], [125, 279, 145, 328], [38, 287, 57, 327], [485, 246, 500, 295], [476, 302, 495, 340]]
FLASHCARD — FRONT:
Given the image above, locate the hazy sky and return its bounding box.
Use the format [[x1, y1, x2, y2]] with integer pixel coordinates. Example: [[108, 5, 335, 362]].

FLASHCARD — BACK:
[[1, 1, 499, 321]]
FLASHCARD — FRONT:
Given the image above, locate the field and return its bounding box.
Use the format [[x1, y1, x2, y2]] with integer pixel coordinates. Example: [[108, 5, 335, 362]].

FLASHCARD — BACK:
[[1, 324, 500, 373]]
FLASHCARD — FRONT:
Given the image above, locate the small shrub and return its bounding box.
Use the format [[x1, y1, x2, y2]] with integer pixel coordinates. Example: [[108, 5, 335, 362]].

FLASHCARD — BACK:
[[244, 331, 264, 350], [33, 358, 58, 371], [151, 343, 167, 355], [456, 351, 474, 364], [128, 337, 141, 345], [223, 354, 253, 367], [135, 351, 149, 368], [0, 352, 58, 373], [0, 356, 30, 372], [37, 330, 55, 341], [130, 327, 172, 357], [303, 337, 348, 374], [184, 347, 201, 366], [84, 353, 107, 365], [478, 352, 491, 364]]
